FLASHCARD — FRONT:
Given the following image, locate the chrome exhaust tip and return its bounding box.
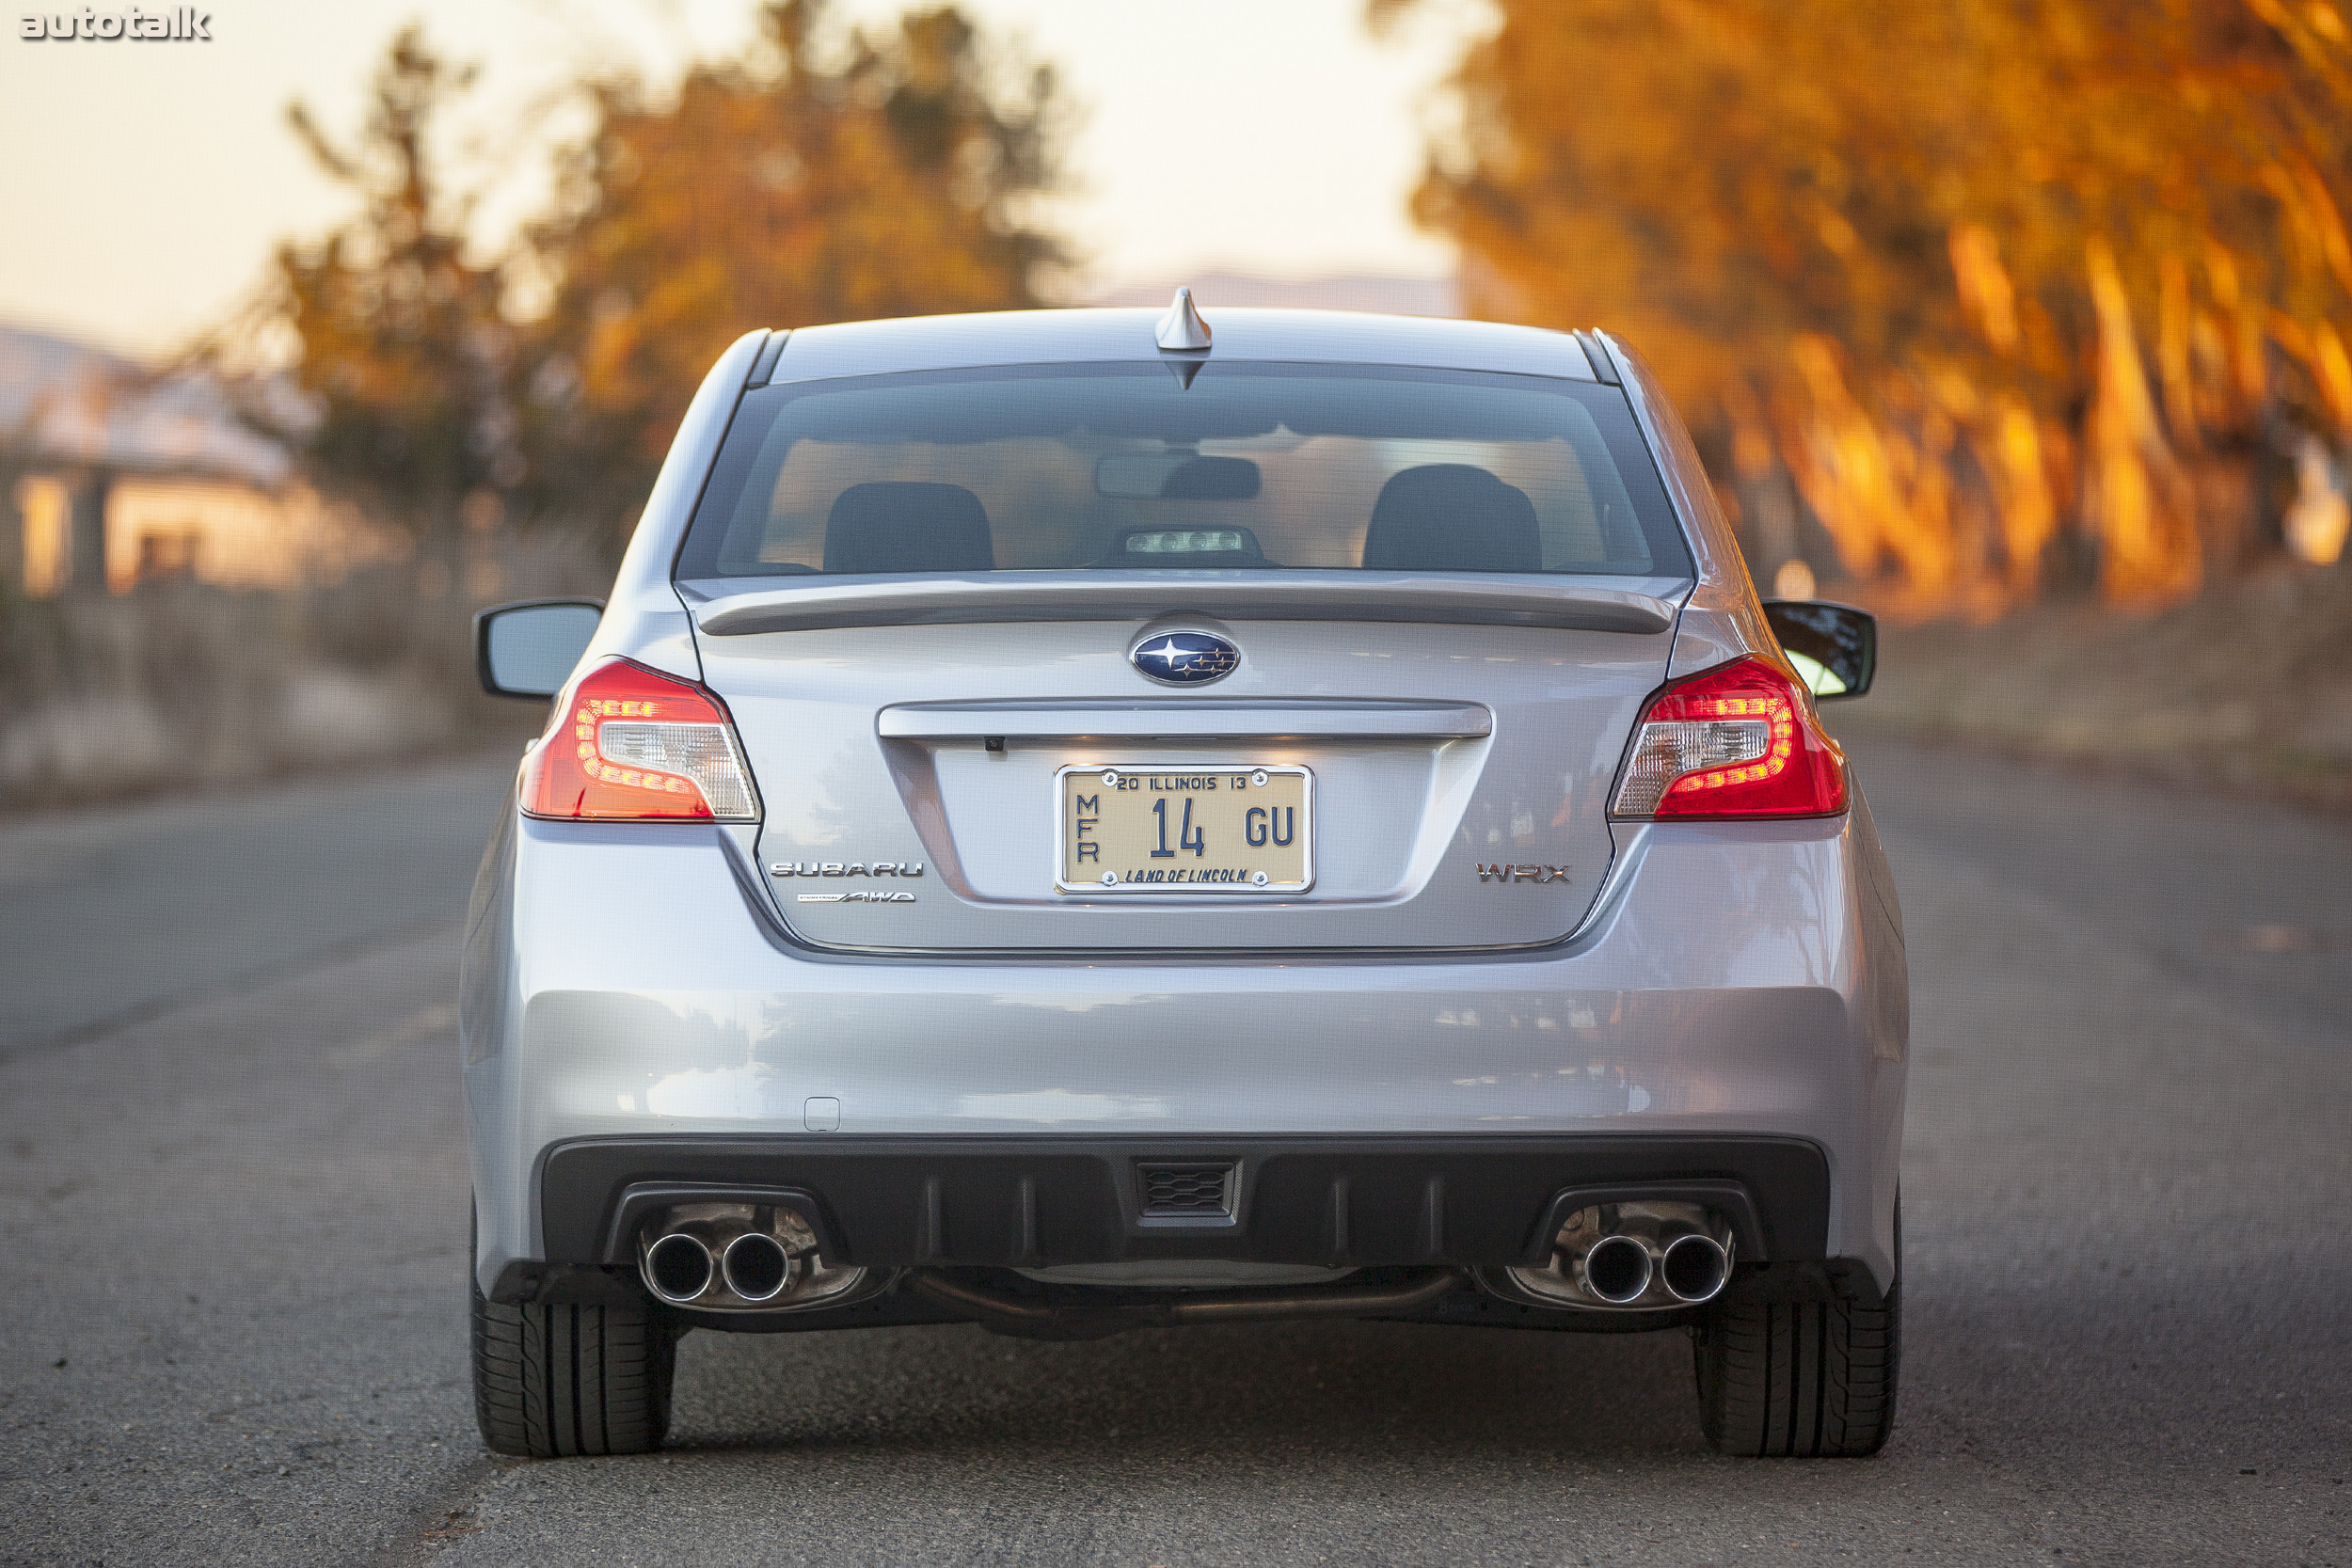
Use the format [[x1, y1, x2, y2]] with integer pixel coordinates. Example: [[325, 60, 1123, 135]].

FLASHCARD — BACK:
[[1503, 1193, 1740, 1310], [644, 1232, 715, 1305], [1660, 1233, 1730, 1304], [631, 1201, 878, 1314], [721, 1231, 795, 1303], [1580, 1234, 1653, 1305]]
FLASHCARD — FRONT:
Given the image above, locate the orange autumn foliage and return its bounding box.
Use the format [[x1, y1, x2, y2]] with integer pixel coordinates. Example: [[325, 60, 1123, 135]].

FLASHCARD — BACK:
[[267, 29, 518, 561], [514, 0, 1072, 545], [257, 4, 1073, 556], [513, 2, 1071, 543], [1384, 0, 2352, 607]]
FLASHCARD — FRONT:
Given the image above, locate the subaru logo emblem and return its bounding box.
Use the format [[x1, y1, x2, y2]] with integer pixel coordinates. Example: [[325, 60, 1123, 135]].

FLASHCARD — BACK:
[[1130, 630, 1239, 686]]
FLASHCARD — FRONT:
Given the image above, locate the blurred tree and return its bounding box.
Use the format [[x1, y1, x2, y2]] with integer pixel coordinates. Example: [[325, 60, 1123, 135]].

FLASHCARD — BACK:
[[241, 2, 1068, 570], [1381, 0, 2352, 609], [262, 26, 518, 596], [516, 0, 1073, 546]]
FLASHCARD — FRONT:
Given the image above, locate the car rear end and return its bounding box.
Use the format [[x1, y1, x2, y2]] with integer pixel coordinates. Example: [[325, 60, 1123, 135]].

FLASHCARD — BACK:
[[461, 307, 1907, 1459]]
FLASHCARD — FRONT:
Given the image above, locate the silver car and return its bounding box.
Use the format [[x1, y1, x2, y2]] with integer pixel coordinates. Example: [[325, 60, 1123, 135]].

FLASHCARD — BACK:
[[464, 293, 1906, 1461]]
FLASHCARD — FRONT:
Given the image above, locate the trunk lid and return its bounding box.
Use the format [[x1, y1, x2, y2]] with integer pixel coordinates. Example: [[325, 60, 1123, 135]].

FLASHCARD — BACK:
[[691, 578, 1682, 953]]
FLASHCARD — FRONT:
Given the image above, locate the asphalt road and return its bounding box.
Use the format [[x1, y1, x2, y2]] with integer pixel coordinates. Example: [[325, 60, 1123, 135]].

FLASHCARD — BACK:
[[2, 733, 2348, 1566], [0, 755, 525, 1055]]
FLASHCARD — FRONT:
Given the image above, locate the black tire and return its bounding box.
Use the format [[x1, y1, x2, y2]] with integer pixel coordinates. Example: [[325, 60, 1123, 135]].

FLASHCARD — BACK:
[[470, 1222, 676, 1457], [1692, 1212, 1899, 1458]]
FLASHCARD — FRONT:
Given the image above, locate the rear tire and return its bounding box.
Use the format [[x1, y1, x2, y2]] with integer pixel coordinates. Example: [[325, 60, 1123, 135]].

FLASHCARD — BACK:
[[1692, 1210, 1899, 1457], [469, 1218, 676, 1457]]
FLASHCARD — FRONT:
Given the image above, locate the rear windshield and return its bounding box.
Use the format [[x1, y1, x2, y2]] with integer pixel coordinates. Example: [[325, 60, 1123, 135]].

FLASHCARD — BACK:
[[676, 361, 1692, 580]]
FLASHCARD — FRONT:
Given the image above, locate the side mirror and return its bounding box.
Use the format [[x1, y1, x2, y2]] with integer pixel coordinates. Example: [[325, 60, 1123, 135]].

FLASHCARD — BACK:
[[475, 599, 605, 699], [1762, 600, 1876, 700]]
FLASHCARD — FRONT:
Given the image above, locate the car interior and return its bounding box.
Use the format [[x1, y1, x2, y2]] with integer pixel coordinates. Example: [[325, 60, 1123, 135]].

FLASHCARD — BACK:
[[804, 463, 1552, 575]]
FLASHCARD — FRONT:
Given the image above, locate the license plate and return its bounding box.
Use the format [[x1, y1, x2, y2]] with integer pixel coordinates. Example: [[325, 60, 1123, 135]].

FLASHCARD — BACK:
[[1057, 765, 1313, 894]]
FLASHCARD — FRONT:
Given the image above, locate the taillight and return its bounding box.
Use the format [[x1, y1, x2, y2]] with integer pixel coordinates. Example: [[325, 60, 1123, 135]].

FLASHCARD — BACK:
[[520, 657, 761, 822], [1610, 656, 1847, 819]]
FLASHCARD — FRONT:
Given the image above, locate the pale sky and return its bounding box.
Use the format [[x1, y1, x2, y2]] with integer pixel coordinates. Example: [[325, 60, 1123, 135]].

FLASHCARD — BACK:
[[0, 0, 1470, 357]]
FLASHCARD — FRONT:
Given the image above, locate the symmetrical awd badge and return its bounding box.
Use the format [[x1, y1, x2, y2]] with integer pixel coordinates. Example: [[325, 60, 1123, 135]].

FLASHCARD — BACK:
[[1131, 631, 1239, 686], [771, 860, 922, 906]]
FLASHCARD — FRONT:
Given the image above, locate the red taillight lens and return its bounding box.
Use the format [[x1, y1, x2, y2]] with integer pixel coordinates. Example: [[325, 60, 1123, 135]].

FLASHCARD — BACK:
[[1610, 656, 1847, 819], [520, 657, 761, 822]]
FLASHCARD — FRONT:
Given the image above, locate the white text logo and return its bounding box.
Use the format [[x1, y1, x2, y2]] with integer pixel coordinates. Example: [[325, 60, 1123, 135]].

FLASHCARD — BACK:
[[20, 8, 211, 40]]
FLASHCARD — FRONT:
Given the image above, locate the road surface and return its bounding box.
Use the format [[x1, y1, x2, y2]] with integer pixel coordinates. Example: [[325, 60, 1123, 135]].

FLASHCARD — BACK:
[[2, 735, 2346, 1565]]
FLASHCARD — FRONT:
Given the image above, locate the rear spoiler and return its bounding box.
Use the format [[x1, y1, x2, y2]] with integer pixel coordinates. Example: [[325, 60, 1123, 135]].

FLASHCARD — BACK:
[[680, 571, 1685, 637]]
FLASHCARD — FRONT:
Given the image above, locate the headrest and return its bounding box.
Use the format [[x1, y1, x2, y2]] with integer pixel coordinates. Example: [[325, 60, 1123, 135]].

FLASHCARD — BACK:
[[823, 483, 994, 574], [1361, 464, 1541, 573]]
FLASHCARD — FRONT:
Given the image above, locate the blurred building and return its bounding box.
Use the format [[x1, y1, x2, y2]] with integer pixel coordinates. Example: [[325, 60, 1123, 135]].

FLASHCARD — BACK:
[[0, 324, 390, 597]]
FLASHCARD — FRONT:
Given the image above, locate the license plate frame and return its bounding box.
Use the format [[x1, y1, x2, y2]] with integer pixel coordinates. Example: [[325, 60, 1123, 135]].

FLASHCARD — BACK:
[[1054, 764, 1314, 895]]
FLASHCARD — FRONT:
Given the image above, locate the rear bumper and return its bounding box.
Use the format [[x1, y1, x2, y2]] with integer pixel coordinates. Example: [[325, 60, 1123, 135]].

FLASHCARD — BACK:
[[462, 804, 1909, 1300]]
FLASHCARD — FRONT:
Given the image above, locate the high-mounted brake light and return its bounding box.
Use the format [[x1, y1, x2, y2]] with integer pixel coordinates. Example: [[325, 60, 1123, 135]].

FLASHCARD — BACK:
[[520, 657, 761, 821], [1610, 656, 1847, 819]]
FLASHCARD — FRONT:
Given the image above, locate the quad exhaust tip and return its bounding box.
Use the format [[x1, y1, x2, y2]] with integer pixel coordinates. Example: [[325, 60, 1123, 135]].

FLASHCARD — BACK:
[[631, 1200, 870, 1313], [1580, 1234, 1653, 1304], [1504, 1196, 1739, 1310], [644, 1232, 714, 1305], [1661, 1233, 1730, 1304], [721, 1231, 794, 1303]]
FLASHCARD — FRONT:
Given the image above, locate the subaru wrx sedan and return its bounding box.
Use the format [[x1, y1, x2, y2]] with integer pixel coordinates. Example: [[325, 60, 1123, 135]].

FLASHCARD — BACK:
[[464, 293, 1905, 1460]]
